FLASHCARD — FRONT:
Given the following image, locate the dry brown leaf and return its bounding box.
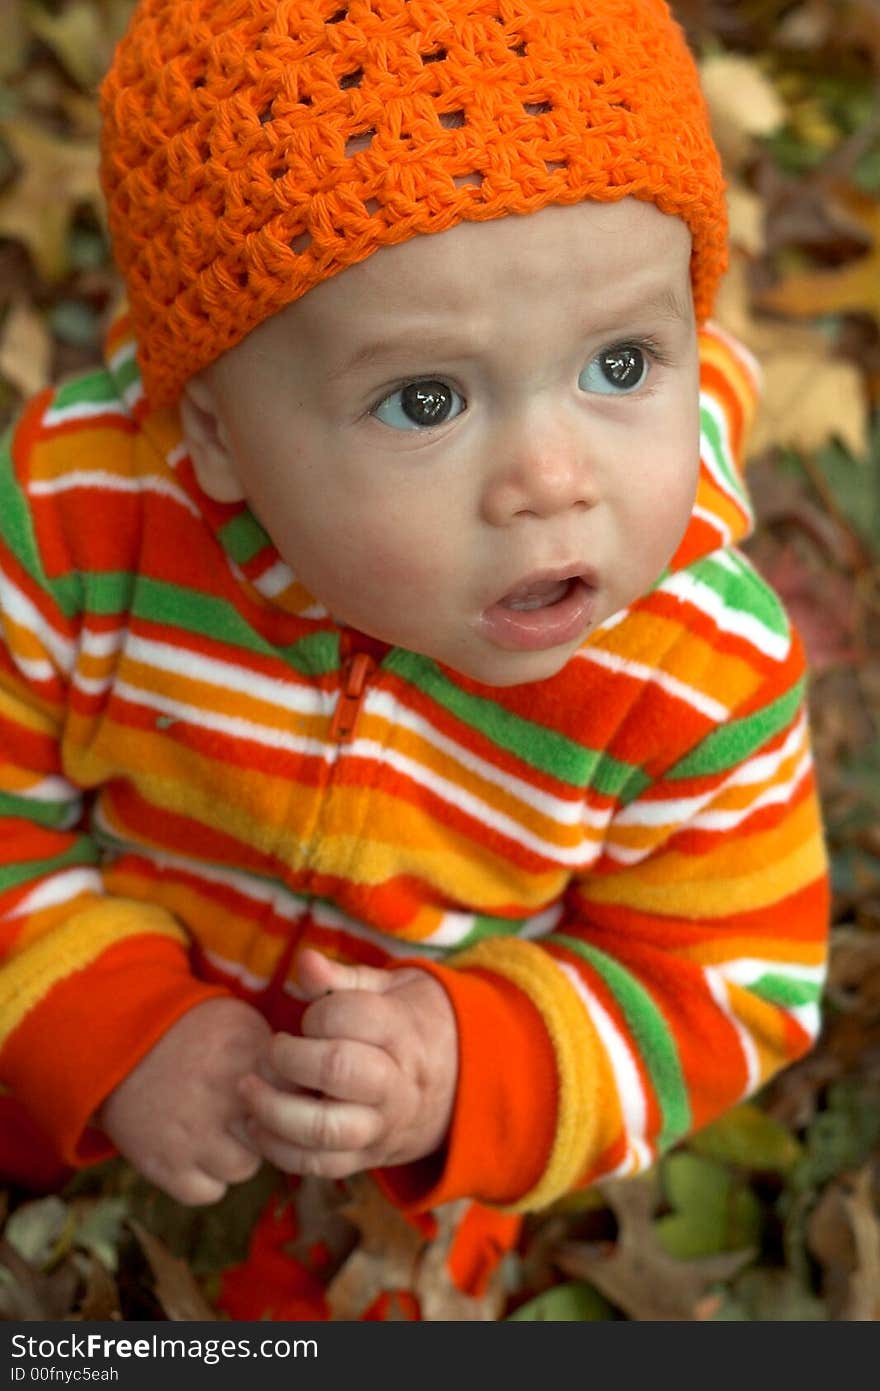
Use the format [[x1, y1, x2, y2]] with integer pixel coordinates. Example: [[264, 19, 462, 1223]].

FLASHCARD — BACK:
[[74, 1256, 123, 1323], [284, 1175, 358, 1281], [324, 1177, 505, 1321], [0, 295, 52, 397], [413, 1200, 507, 1321], [701, 53, 786, 170], [758, 187, 880, 325], [555, 1171, 753, 1321], [0, 2, 29, 82], [28, 0, 123, 91], [714, 253, 869, 456], [324, 1176, 425, 1319], [728, 182, 767, 256], [841, 1165, 880, 1320], [128, 1219, 218, 1322], [0, 1237, 80, 1321], [0, 117, 103, 282]]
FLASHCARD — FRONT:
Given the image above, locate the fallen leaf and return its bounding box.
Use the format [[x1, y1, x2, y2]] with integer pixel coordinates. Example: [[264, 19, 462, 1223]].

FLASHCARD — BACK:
[[324, 1176, 425, 1320], [413, 1199, 507, 1321], [73, 1255, 122, 1322], [555, 1171, 753, 1321], [757, 185, 880, 325], [710, 1267, 828, 1320], [0, 116, 102, 281], [714, 254, 869, 457], [654, 1153, 762, 1260], [0, 1237, 79, 1320], [689, 1102, 804, 1174], [0, 295, 52, 397], [701, 52, 786, 170], [128, 1219, 218, 1321], [28, 0, 122, 92], [507, 1279, 613, 1321], [840, 1164, 880, 1320]]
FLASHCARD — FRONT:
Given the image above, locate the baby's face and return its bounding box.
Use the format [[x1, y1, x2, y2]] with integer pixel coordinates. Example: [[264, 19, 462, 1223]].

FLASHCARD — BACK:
[[186, 197, 700, 686]]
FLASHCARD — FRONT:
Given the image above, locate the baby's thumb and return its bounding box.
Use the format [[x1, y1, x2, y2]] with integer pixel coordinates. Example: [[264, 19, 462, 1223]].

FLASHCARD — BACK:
[[294, 946, 391, 999]]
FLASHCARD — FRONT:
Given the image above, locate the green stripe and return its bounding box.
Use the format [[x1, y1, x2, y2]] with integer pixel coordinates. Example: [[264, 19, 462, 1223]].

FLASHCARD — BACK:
[[550, 933, 691, 1151], [0, 837, 100, 893], [668, 679, 804, 780], [689, 552, 790, 640], [0, 791, 78, 830], [51, 368, 121, 412], [108, 347, 141, 396], [79, 574, 339, 675], [0, 428, 82, 617], [750, 974, 822, 1008], [217, 511, 272, 567], [700, 402, 743, 500], [387, 650, 647, 794]]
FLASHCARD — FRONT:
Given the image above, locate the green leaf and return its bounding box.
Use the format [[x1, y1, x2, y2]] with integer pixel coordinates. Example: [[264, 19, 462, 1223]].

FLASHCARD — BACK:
[[710, 1269, 827, 1321], [5, 1197, 68, 1267], [689, 1103, 803, 1174], [507, 1281, 614, 1321], [655, 1153, 762, 1259]]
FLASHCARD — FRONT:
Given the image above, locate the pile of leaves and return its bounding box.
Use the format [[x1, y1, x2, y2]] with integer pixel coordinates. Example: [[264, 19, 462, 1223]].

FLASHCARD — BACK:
[[1, 0, 879, 1322]]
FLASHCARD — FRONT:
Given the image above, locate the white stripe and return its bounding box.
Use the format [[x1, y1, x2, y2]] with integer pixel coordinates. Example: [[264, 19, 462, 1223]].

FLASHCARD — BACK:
[[720, 958, 827, 988], [691, 501, 732, 546], [577, 645, 729, 723], [0, 565, 74, 674], [419, 898, 565, 949], [80, 626, 128, 659], [28, 472, 200, 516], [346, 736, 598, 866], [614, 744, 811, 832], [9, 867, 104, 917], [14, 774, 80, 805], [107, 341, 137, 376], [790, 1002, 822, 1040], [705, 967, 760, 1094], [113, 679, 335, 762], [202, 948, 270, 994], [661, 567, 790, 659], [43, 399, 130, 428], [369, 688, 597, 828], [558, 959, 651, 1177], [125, 634, 325, 718], [700, 393, 754, 524]]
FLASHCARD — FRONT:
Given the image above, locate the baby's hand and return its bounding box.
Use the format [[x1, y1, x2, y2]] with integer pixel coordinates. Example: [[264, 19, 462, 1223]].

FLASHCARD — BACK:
[[97, 997, 270, 1205], [239, 949, 458, 1179]]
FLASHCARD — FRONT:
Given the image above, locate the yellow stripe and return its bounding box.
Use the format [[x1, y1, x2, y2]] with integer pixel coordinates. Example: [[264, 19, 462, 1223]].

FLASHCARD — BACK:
[[0, 899, 185, 1049], [452, 938, 603, 1211]]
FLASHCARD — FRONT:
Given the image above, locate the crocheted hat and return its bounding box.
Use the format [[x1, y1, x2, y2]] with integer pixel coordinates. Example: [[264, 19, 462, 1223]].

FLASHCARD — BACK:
[[99, 0, 727, 408]]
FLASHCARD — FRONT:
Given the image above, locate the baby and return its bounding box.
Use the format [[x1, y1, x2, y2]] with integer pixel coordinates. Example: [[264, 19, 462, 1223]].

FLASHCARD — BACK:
[[0, 0, 829, 1313]]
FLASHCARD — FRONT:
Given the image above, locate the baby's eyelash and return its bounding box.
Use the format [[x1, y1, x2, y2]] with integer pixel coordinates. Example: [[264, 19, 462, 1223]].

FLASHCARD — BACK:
[[604, 334, 675, 366]]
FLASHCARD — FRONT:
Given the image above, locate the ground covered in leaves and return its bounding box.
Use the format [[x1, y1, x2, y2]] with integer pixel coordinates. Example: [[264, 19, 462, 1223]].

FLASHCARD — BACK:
[[1, 0, 879, 1322]]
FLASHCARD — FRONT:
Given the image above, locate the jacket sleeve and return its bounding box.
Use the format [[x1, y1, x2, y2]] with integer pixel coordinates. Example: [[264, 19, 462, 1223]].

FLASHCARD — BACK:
[[0, 396, 226, 1167], [380, 636, 829, 1212], [377, 325, 830, 1212]]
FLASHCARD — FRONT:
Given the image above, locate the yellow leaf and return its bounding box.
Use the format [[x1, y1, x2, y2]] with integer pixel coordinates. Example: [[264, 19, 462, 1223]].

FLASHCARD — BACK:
[[0, 3, 29, 83], [0, 297, 52, 398], [714, 252, 869, 458], [26, 0, 117, 91], [0, 116, 102, 281], [700, 53, 786, 170], [757, 187, 880, 325]]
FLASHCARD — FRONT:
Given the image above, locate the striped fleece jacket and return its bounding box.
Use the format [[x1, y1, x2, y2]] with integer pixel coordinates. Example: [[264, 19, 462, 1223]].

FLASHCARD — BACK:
[[0, 313, 829, 1216]]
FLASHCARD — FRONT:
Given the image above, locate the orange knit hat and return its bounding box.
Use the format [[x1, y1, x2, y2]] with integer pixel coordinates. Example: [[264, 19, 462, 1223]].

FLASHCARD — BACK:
[[99, 0, 727, 408]]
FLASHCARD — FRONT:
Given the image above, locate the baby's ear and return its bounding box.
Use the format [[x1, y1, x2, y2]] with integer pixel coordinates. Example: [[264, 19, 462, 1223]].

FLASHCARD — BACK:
[[179, 373, 246, 503]]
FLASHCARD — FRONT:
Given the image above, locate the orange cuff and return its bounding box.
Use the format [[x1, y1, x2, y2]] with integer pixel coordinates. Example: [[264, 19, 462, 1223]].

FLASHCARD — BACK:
[[1, 934, 228, 1167], [375, 961, 558, 1210]]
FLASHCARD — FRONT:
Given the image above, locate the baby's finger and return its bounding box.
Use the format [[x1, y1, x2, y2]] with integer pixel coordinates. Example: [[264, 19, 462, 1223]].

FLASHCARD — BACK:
[[241, 1074, 382, 1153], [301, 988, 405, 1051], [202, 1132, 264, 1186], [247, 1130, 363, 1181], [269, 1034, 393, 1104]]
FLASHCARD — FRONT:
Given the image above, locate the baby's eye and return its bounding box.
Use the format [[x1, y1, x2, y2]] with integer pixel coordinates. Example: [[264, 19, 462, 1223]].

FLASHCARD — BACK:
[[373, 379, 465, 430], [578, 343, 649, 395]]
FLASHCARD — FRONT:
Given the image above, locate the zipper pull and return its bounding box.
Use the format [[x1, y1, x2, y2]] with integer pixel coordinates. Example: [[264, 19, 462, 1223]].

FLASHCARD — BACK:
[[329, 651, 375, 743]]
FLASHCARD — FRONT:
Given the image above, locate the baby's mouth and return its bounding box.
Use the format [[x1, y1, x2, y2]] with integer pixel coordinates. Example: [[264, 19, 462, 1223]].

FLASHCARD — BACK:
[[500, 577, 573, 611], [480, 568, 598, 652]]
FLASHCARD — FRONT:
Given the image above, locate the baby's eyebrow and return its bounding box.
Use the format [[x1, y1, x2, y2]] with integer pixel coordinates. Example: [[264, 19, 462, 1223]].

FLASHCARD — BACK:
[[326, 331, 473, 381]]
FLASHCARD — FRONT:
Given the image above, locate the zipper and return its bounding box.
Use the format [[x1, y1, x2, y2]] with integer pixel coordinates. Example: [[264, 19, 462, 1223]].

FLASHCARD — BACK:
[[329, 650, 376, 743]]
